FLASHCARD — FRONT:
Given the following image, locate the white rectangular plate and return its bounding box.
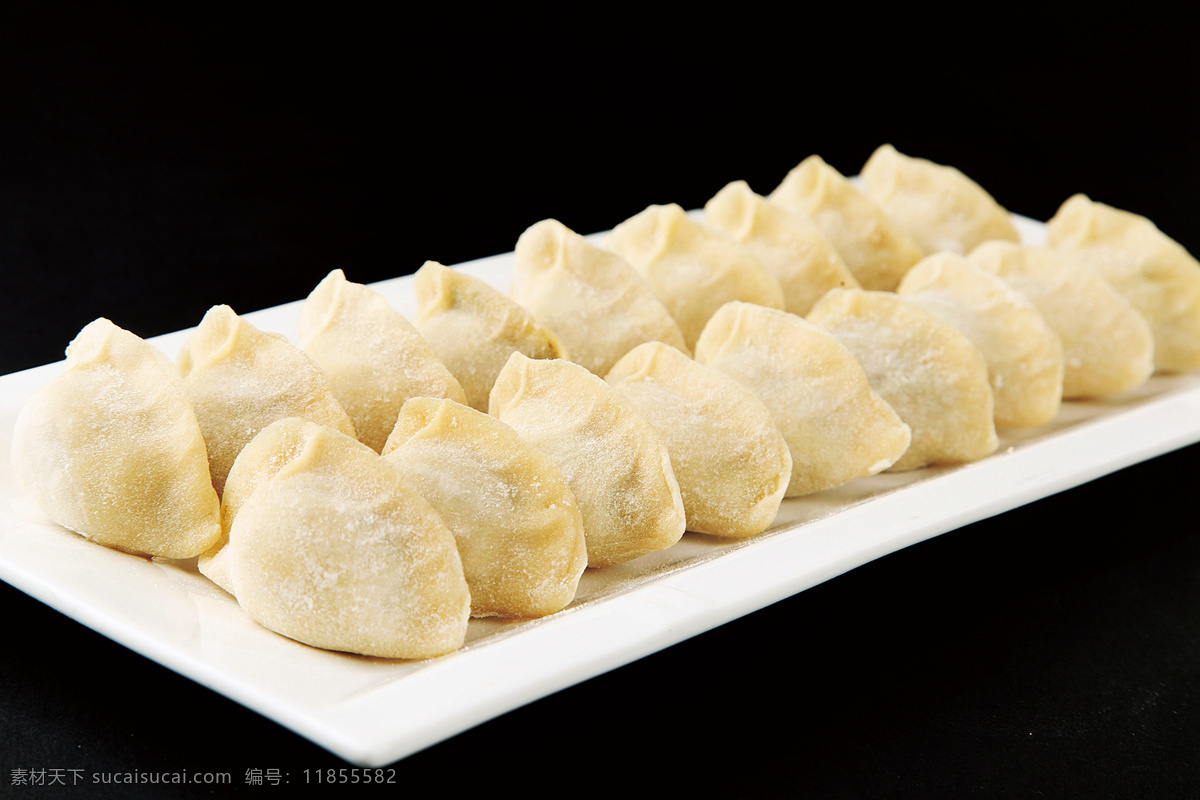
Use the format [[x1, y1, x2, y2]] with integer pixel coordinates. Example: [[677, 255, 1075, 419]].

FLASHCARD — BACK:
[[3, 217, 1199, 766]]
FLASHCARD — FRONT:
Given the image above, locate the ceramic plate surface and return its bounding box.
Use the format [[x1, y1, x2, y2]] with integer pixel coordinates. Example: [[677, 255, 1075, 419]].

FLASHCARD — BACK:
[[3, 216, 1199, 766]]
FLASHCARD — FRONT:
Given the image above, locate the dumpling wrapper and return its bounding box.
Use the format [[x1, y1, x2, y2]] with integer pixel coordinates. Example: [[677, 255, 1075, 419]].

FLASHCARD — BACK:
[[604, 203, 785, 349], [968, 240, 1154, 398], [1046, 193, 1200, 372], [694, 302, 911, 496], [489, 353, 686, 567], [228, 440, 471, 660], [11, 318, 221, 559], [703, 180, 860, 315], [383, 397, 588, 618], [859, 143, 1021, 255], [510, 218, 690, 376], [605, 341, 791, 538], [807, 289, 999, 471], [768, 154, 924, 291], [413, 260, 568, 411], [177, 304, 356, 495], [297, 268, 466, 453], [897, 252, 1064, 429], [198, 416, 380, 595]]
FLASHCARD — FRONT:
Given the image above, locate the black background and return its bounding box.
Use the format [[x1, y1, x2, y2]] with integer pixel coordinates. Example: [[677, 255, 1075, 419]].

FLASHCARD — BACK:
[[1, 6, 1198, 798]]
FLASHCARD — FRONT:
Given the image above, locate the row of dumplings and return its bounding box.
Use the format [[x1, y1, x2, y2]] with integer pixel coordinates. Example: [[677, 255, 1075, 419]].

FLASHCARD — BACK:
[[12, 144, 1200, 660]]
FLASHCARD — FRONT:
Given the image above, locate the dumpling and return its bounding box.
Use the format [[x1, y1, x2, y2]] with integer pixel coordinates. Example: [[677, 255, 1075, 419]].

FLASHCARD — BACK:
[[605, 341, 791, 538], [297, 269, 466, 453], [859, 143, 1021, 255], [703, 180, 860, 315], [177, 304, 356, 495], [11, 318, 221, 559], [412, 260, 568, 411], [604, 203, 785, 349], [383, 397, 588, 618], [510, 218, 690, 376], [768, 154, 924, 291], [694, 302, 911, 495], [897, 252, 1064, 429], [807, 289, 998, 471], [489, 353, 686, 567], [968, 240, 1154, 398], [197, 416, 378, 595], [227, 429, 471, 659], [1046, 193, 1200, 372]]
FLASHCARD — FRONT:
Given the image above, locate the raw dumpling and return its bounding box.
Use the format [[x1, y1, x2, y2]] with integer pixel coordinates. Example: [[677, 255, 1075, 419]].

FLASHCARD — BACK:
[[383, 397, 588, 618], [897, 252, 1064, 429], [11, 318, 221, 559], [859, 143, 1021, 255], [768, 154, 924, 291], [694, 302, 911, 496], [605, 341, 791, 537], [510, 218, 690, 376], [228, 437, 471, 659], [177, 304, 356, 495], [604, 203, 785, 349], [297, 269, 466, 453], [703, 180, 860, 315], [413, 260, 568, 410], [198, 416, 378, 595], [1046, 193, 1200, 372], [968, 240, 1154, 398], [807, 289, 999, 471], [489, 353, 686, 567]]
